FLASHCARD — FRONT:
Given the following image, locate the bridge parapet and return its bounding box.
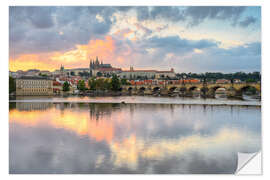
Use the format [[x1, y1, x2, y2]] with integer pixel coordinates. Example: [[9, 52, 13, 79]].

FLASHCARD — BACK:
[[122, 82, 261, 95]]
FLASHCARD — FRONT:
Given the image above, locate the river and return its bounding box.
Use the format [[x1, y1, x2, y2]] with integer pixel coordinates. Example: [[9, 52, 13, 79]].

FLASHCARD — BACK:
[[9, 96, 261, 174]]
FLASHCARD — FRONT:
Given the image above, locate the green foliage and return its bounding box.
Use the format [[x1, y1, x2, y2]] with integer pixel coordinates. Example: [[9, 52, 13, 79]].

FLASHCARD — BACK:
[[111, 74, 121, 91], [96, 78, 106, 90], [9, 76, 16, 93], [77, 80, 86, 91], [88, 77, 113, 91], [104, 79, 112, 90], [38, 73, 48, 77], [88, 76, 127, 92], [88, 78, 97, 90], [62, 81, 70, 92], [175, 71, 261, 82], [246, 87, 257, 94], [121, 78, 130, 85], [246, 78, 256, 83]]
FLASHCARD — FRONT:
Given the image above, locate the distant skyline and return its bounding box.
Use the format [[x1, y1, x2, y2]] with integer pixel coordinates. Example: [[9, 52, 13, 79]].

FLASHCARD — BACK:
[[9, 6, 261, 73]]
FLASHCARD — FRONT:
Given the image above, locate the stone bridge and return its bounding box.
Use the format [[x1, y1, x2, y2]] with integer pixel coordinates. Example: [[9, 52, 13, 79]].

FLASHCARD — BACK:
[[122, 82, 261, 98]]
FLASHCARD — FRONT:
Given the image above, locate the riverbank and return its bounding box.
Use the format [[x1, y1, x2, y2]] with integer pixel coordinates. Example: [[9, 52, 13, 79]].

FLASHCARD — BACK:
[[9, 95, 261, 106]]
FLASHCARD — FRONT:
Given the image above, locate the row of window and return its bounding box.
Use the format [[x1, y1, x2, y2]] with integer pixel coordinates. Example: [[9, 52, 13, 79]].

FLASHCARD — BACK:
[[17, 86, 51, 88], [19, 89, 52, 92], [17, 80, 51, 85]]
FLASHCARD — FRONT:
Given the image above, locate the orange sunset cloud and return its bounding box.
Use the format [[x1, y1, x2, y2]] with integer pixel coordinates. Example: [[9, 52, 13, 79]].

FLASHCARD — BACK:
[[9, 36, 119, 72]]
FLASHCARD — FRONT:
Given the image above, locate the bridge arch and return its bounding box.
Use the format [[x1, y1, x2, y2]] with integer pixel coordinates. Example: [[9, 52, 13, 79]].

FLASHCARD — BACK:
[[152, 86, 161, 92], [240, 84, 260, 92], [169, 86, 178, 92], [188, 86, 200, 91], [210, 86, 228, 92], [139, 87, 146, 91], [239, 85, 260, 95]]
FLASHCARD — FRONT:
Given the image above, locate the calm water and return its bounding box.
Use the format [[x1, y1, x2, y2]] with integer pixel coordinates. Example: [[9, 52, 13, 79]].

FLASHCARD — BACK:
[[9, 97, 261, 174]]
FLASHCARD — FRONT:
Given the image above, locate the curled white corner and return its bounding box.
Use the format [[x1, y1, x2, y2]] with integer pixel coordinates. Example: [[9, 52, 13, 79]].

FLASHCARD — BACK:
[[235, 151, 262, 175]]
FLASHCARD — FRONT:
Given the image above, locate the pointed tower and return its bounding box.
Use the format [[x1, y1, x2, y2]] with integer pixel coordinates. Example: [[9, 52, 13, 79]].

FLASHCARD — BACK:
[[60, 64, 64, 72], [96, 56, 99, 66], [89, 59, 91, 70]]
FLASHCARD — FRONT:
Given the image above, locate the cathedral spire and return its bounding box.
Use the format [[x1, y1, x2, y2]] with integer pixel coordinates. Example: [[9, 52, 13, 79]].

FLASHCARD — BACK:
[[96, 56, 99, 65]]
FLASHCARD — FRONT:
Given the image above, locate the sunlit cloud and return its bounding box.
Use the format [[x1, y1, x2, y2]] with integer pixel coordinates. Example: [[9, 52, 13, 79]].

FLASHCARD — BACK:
[[9, 36, 118, 71], [9, 6, 261, 72], [109, 128, 260, 169], [193, 48, 203, 54], [9, 54, 56, 71]]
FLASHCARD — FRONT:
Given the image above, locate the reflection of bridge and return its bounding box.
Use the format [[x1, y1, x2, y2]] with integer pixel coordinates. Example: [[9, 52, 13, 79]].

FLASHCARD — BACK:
[[122, 82, 261, 98]]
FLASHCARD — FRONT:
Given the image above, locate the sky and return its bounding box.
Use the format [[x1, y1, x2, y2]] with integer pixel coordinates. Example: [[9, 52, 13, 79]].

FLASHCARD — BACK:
[[9, 6, 261, 73]]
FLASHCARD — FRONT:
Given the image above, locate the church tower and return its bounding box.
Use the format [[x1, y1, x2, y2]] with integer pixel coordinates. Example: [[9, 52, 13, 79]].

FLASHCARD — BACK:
[[60, 64, 64, 72], [89, 58, 93, 77], [95, 56, 99, 66]]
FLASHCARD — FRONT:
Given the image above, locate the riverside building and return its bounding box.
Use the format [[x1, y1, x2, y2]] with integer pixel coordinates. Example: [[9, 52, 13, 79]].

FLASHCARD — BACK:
[[119, 67, 176, 79], [16, 76, 53, 96]]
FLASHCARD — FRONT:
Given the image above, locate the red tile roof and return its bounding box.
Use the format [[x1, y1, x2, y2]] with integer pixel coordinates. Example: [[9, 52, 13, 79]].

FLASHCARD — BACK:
[[53, 81, 61, 86], [123, 70, 157, 72], [97, 68, 122, 72], [157, 71, 173, 73]]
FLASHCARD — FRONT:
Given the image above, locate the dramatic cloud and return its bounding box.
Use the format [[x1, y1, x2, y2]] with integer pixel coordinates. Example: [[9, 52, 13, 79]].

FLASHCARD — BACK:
[[184, 6, 246, 26], [136, 6, 185, 22], [135, 6, 258, 28], [238, 16, 257, 27], [9, 6, 261, 72], [145, 36, 219, 52], [9, 7, 115, 57]]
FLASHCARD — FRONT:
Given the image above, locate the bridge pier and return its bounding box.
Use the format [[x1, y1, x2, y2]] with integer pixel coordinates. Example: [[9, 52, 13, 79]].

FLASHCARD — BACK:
[[121, 82, 261, 98]]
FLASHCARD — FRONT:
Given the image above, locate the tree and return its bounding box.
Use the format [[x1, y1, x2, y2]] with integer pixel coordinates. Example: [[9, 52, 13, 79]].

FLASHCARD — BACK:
[[111, 74, 121, 91], [38, 73, 47, 77], [88, 78, 97, 90], [104, 79, 112, 90], [121, 78, 129, 85], [77, 80, 86, 91], [70, 71, 75, 76], [246, 78, 256, 83], [96, 78, 106, 90], [63, 81, 70, 92], [9, 76, 16, 93]]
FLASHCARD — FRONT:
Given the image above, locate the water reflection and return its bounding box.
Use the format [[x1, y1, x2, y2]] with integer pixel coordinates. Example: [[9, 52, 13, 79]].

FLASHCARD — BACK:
[[9, 102, 261, 174]]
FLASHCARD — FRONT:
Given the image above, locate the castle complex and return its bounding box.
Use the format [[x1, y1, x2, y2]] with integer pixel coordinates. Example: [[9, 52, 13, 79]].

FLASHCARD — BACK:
[[55, 56, 176, 79], [89, 57, 112, 70], [11, 56, 176, 80]]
